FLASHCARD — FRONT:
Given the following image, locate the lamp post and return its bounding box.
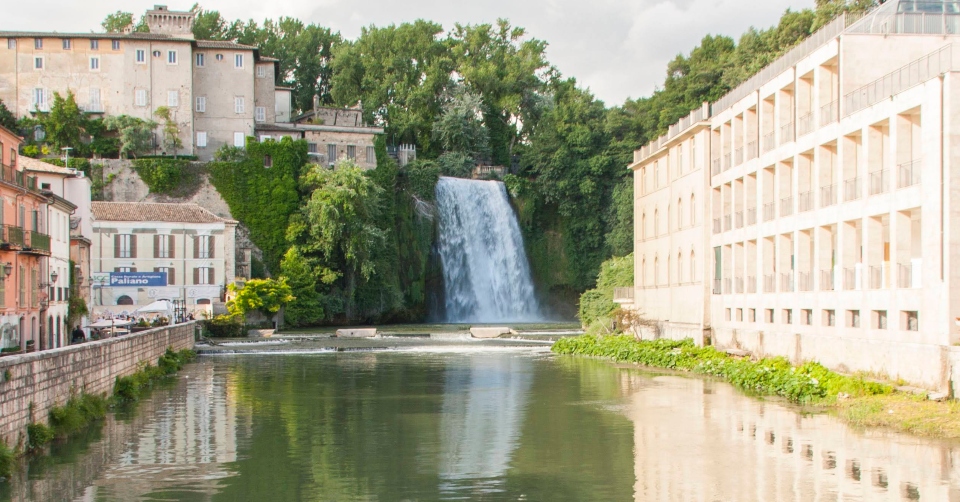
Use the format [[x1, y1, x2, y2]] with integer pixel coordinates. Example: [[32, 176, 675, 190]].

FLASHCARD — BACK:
[[61, 147, 72, 168]]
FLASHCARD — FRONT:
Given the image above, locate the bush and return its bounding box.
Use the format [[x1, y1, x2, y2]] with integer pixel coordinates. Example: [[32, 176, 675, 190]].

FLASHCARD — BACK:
[[203, 315, 245, 338], [0, 441, 13, 478], [131, 158, 189, 194], [114, 348, 195, 402], [578, 254, 633, 327], [48, 393, 107, 438], [26, 423, 54, 450]]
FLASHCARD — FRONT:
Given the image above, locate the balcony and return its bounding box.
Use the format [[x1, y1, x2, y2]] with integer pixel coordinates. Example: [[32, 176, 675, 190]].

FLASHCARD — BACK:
[[723, 278, 732, 294], [746, 207, 757, 226], [898, 260, 922, 288], [723, 153, 731, 171], [797, 112, 814, 137], [780, 196, 793, 217], [869, 170, 888, 196], [711, 158, 721, 176], [820, 269, 835, 291], [763, 202, 775, 222], [735, 210, 743, 229], [820, 184, 836, 207], [898, 159, 920, 188], [820, 100, 838, 125], [746, 276, 757, 293], [713, 218, 721, 234], [723, 214, 732, 231], [780, 272, 794, 292], [613, 287, 635, 303], [3, 225, 22, 247], [798, 271, 813, 292], [844, 177, 861, 201], [844, 266, 860, 290], [746, 141, 758, 161], [734, 277, 743, 294], [868, 265, 883, 289], [0, 226, 49, 254], [734, 147, 743, 166], [762, 131, 776, 153], [712, 279, 721, 295], [763, 274, 776, 293], [780, 121, 795, 144], [798, 190, 814, 212]]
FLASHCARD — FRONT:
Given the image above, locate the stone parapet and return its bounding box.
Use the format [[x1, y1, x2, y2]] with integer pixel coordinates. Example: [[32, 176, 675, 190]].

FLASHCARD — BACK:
[[0, 322, 196, 448]]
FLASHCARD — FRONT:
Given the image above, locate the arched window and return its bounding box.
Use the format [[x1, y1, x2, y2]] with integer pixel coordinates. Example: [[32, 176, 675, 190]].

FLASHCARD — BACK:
[[690, 194, 696, 225], [654, 256, 659, 285], [678, 252, 683, 283], [641, 257, 646, 286], [197, 298, 212, 305], [116, 295, 134, 305], [667, 204, 671, 233], [641, 213, 646, 240], [667, 255, 671, 285], [677, 198, 683, 229], [654, 209, 659, 237], [690, 250, 696, 281]]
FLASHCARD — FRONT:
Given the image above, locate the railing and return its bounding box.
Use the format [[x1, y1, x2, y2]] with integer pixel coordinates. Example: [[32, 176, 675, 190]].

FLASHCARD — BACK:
[[898, 263, 913, 289], [869, 169, 887, 195], [764, 274, 776, 293], [898, 159, 921, 188], [868, 265, 883, 289], [746, 276, 757, 293], [734, 277, 744, 294], [780, 196, 793, 217], [5, 225, 23, 247], [746, 141, 758, 161], [844, 177, 861, 201], [821, 269, 835, 291], [734, 147, 743, 166], [723, 278, 732, 294], [635, 104, 709, 163], [723, 214, 732, 231], [746, 207, 757, 226], [27, 231, 50, 253], [844, 44, 955, 117], [820, 184, 837, 207], [844, 266, 859, 290], [798, 190, 814, 212], [780, 272, 794, 292], [780, 121, 795, 143], [820, 100, 838, 125], [797, 112, 814, 136], [713, 218, 721, 234], [763, 202, 775, 222], [711, 158, 721, 176], [798, 271, 813, 292], [735, 211, 744, 229], [762, 131, 776, 153], [613, 287, 635, 302], [723, 153, 731, 171], [713, 279, 721, 295]]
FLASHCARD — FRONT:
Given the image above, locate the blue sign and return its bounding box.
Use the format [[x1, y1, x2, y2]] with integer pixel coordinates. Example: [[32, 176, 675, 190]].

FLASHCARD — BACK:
[[109, 272, 168, 287]]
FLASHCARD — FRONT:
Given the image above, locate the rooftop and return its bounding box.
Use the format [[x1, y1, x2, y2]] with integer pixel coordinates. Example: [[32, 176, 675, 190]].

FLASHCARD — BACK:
[[19, 157, 76, 175], [0, 31, 191, 42], [194, 40, 258, 50], [92, 202, 236, 224]]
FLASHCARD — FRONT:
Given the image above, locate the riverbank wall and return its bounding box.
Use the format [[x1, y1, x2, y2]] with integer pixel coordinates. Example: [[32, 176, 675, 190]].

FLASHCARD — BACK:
[[0, 322, 196, 448]]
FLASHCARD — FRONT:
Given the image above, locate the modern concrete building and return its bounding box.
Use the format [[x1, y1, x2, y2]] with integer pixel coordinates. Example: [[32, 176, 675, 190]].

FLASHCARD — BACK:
[[625, 3, 960, 391], [90, 202, 237, 313], [0, 5, 288, 161]]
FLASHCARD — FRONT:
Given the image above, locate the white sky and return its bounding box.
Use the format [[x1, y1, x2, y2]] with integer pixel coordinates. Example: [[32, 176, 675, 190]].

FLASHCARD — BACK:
[[5, 0, 813, 106]]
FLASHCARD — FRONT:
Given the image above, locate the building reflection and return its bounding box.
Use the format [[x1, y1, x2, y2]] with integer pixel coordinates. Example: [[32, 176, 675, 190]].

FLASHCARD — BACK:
[[623, 372, 960, 502]]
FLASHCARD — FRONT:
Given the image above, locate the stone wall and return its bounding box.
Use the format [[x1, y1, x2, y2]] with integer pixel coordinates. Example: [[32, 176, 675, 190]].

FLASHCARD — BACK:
[[0, 322, 196, 448]]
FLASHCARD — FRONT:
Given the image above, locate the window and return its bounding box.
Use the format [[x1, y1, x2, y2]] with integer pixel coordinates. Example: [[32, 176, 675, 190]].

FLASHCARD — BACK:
[[215, 53, 224, 61], [136, 49, 146, 63], [824, 309, 836, 327], [135, 89, 147, 107], [116, 295, 134, 305], [34, 38, 42, 49], [903, 311, 919, 331], [62, 39, 71, 50], [257, 65, 266, 78], [690, 251, 696, 281], [89, 56, 100, 71], [195, 96, 206, 112], [259, 135, 272, 142], [167, 50, 178, 64], [90, 39, 99, 50], [690, 194, 696, 225], [749, 308, 756, 322], [167, 90, 178, 107], [115, 266, 134, 272], [7, 39, 16, 49], [89, 88, 101, 111], [873, 310, 887, 329], [234, 96, 245, 114], [33, 88, 47, 111], [327, 144, 337, 163], [115, 234, 135, 258], [155, 267, 175, 285], [782, 309, 793, 324], [736, 308, 743, 322], [802, 309, 813, 325], [264, 154, 273, 168], [196, 235, 213, 259], [155, 234, 173, 258], [34, 57, 43, 70], [195, 53, 205, 67], [765, 309, 774, 323], [195, 267, 214, 285], [347, 145, 356, 160], [152, 50, 161, 58], [111, 40, 120, 50], [255, 106, 265, 122], [848, 310, 860, 328], [308, 142, 318, 153], [197, 131, 207, 148], [366, 146, 376, 164], [234, 132, 245, 148], [235, 53, 243, 68]]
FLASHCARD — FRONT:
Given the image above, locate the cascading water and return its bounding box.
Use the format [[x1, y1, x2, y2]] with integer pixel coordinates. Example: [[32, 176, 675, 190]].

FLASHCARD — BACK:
[[434, 177, 543, 323]]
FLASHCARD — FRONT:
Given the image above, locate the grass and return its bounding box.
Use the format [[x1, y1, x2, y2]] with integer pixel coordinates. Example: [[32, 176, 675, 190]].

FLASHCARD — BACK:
[[836, 393, 960, 438], [113, 348, 196, 402]]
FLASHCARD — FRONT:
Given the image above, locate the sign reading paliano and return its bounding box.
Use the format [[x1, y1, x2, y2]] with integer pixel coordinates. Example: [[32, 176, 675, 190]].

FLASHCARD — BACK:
[[109, 272, 168, 287]]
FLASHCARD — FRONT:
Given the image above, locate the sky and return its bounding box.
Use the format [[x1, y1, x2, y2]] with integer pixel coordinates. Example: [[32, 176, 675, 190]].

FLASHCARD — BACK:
[[5, 0, 812, 106]]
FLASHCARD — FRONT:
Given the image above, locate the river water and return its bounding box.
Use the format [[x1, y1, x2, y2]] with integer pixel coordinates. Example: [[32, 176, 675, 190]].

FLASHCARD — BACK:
[[5, 348, 959, 501]]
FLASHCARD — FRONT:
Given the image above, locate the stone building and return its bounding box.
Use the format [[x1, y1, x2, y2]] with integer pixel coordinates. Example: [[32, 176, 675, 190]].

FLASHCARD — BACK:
[[0, 5, 289, 161], [625, 2, 960, 391], [90, 202, 236, 313]]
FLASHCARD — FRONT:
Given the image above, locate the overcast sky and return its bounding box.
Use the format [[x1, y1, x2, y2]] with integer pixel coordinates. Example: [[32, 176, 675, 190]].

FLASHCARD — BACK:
[[6, 0, 812, 106]]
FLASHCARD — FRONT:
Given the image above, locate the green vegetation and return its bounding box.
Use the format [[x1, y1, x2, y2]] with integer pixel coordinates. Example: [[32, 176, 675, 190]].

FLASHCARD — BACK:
[[227, 278, 294, 318], [27, 393, 108, 451], [0, 99, 17, 131], [113, 348, 196, 402], [131, 158, 190, 194], [202, 315, 245, 338], [578, 254, 633, 328], [104, 115, 157, 159]]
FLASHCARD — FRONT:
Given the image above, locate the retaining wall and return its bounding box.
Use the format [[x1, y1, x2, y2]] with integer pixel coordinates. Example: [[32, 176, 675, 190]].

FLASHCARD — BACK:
[[0, 322, 196, 448]]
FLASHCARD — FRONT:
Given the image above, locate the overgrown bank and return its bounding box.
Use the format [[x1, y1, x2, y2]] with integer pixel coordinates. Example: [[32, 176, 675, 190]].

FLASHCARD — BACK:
[[553, 335, 960, 439]]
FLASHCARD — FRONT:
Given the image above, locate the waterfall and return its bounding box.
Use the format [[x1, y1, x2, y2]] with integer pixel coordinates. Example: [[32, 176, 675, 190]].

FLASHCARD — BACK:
[[434, 177, 543, 323]]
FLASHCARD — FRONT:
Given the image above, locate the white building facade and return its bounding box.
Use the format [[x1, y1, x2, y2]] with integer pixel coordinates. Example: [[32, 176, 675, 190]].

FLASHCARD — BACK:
[[627, 3, 960, 391]]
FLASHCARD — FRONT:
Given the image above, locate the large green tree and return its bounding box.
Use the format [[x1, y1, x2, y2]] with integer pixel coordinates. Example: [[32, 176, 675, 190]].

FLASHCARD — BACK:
[[40, 91, 85, 151], [104, 115, 156, 158]]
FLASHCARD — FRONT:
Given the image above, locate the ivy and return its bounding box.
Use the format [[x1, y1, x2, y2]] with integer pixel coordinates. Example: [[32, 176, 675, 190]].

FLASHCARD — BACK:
[[131, 158, 190, 194]]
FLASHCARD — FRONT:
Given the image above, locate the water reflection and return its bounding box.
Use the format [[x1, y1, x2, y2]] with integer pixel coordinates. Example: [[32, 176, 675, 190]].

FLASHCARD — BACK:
[[624, 373, 960, 501]]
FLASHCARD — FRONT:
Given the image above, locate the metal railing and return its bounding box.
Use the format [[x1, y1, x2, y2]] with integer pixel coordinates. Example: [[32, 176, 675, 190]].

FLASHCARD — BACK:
[[723, 153, 731, 171], [746, 207, 757, 226], [724, 278, 732, 294], [820, 184, 837, 207], [868, 265, 883, 289], [735, 211, 744, 229], [798, 190, 814, 212], [747, 276, 757, 293], [764, 274, 776, 293], [734, 277, 744, 294], [763, 202, 776, 222], [711, 158, 721, 176], [780, 272, 794, 292], [798, 271, 813, 292], [820, 100, 838, 125], [821, 269, 835, 291], [724, 214, 732, 231], [844, 266, 859, 290], [780, 121, 795, 143], [734, 147, 743, 166], [898, 263, 913, 289], [5, 226, 23, 247], [635, 104, 709, 163], [844, 177, 861, 201], [780, 196, 794, 217], [898, 159, 921, 188], [762, 131, 776, 153], [869, 169, 888, 195], [613, 287, 635, 302], [27, 231, 50, 253], [746, 141, 758, 161], [844, 43, 956, 117], [797, 112, 814, 136], [713, 218, 721, 234], [713, 279, 721, 295]]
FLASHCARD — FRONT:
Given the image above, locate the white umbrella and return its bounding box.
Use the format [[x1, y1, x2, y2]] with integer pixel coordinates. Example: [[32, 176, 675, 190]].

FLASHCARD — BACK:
[[86, 319, 134, 328], [136, 300, 173, 314]]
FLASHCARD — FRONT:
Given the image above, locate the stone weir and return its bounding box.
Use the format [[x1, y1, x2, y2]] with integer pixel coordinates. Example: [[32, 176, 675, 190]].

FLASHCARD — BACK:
[[0, 323, 197, 448]]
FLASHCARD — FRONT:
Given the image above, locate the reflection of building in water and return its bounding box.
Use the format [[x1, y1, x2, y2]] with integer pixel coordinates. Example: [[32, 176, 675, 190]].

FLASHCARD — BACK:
[[626, 373, 960, 501], [438, 354, 532, 494]]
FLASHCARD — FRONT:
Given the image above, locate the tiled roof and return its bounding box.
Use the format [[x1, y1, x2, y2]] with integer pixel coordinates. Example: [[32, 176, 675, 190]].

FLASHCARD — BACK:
[[194, 40, 257, 50], [92, 202, 235, 224], [0, 31, 190, 42], [19, 157, 75, 175]]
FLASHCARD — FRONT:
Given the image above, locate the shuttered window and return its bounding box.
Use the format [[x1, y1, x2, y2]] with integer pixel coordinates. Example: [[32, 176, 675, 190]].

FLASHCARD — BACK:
[[194, 235, 214, 259], [154, 234, 174, 258], [114, 234, 136, 258], [154, 267, 175, 285], [193, 267, 214, 285]]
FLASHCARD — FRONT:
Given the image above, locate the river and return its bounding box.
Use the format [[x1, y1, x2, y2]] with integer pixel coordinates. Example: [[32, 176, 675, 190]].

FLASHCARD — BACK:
[[4, 348, 959, 501]]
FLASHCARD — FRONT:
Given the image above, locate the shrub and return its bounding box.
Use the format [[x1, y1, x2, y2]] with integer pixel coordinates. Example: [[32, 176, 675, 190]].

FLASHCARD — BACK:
[[48, 393, 107, 438], [26, 423, 54, 450], [131, 158, 188, 194], [0, 441, 13, 478], [203, 315, 244, 338], [114, 348, 195, 401]]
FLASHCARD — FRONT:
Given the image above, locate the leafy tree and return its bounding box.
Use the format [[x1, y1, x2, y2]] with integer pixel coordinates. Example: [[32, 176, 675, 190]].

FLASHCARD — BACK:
[[227, 278, 294, 318], [104, 115, 157, 158], [153, 106, 183, 157], [101, 11, 134, 33], [578, 253, 633, 328], [432, 88, 489, 159], [39, 91, 85, 152], [279, 247, 336, 326], [0, 100, 16, 132], [190, 4, 229, 40], [435, 151, 474, 178]]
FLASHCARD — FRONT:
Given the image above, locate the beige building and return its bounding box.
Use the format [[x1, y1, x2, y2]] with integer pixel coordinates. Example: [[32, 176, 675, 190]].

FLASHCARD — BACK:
[[90, 202, 237, 311], [256, 104, 384, 170], [0, 5, 287, 161], [626, 3, 960, 392]]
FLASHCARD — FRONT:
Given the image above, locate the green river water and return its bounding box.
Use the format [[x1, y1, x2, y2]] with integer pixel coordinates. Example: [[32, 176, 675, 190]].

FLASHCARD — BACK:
[[4, 346, 959, 501]]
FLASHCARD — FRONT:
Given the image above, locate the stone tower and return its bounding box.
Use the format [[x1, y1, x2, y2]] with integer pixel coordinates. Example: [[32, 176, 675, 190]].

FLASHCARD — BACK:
[[144, 5, 195, 39]]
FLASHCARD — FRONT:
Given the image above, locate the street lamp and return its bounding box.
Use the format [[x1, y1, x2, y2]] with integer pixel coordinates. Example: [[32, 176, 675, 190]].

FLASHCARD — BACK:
[[0, 262, 12, 282], [61, 147, 73, 168]]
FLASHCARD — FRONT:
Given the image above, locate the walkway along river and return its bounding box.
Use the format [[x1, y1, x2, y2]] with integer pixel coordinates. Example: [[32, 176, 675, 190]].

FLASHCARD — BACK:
[[3, 343, 958, 501]]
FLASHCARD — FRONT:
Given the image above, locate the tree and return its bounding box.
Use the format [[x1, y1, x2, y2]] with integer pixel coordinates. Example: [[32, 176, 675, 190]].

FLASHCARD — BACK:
[[104, 115, 157, 158], [39, 91, 85, 151], [102, 11, 135, 33], [432, 88, 489, 160], [279, 247, 337, 326], [0, 100, 16, 132], [153, 106, 183, 157], [226, 278, 294, 318]]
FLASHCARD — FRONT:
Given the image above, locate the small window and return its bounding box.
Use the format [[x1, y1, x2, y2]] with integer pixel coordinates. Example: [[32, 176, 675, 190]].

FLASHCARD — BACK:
[[167, 90, 178, 107], [34, 57, 43, 70], [195, 96, 206, 112], [62, 39, 71, 50], [801, 309, 812, 325], [255, 106, 265, 122], [89, 56, 100, 71], [111, 40, 120, 50], [33, 88, 46, 110], [903, 311, 919, 331], [7, 39, 16, 50], [264, 154, 273, 168], [116, 295, 134, 306], [308, 142, 318, 153], [136, 49, 146, 63], [34, 38, 42, 49], [823, 309, 836, 327], [736, 308, 743, 322], [347, 145, 356, 160], [196, 53, 205, 67], [234, 132, 245, 148], [782, 309, 792, 324], [197, 131, 207, 148], [135, 89, 147, 107], [725, 308, 731, 321], [257, 65, 266, 78], [873, 310, 887, 329], [848, 310, 861, 328], [167, 50, 177, 64], [366, 146, 376, 164], [234, 96, 245, 114], [152, 50, 161, 58], [234, 53, 243, 68], [90, 39, 99, 50], [215, 53, 224, 61], [749, 308, 756, 323]]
